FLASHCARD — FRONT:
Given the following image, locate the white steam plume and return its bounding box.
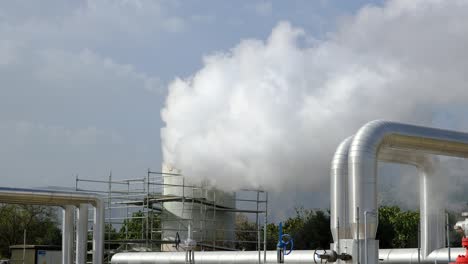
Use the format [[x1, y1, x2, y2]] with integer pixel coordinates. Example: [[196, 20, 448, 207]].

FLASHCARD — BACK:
[[161, 0, 468, 191]]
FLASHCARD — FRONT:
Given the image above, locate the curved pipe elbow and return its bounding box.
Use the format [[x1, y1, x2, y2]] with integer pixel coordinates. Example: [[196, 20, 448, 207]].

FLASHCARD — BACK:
[[349, 120, 468, 240]]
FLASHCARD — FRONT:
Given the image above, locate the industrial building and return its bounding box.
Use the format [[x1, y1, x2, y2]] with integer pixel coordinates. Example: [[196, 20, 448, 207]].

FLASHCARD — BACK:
[[9, 245, 61, 264]]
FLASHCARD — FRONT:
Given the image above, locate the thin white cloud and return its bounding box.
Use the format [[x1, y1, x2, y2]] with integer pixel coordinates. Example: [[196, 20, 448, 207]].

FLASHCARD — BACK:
[[253, 1, 273, 16], [0, 0, 168, 188]]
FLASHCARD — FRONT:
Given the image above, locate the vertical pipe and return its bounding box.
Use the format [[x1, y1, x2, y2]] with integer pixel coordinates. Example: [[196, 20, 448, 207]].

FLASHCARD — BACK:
[[147, 169, 150, 248], [356, 207, 360, 264], [447, 212, 451, 262], [256, 191, 260, 264], [418, 221, 421, 264], [76, 204, 89, 264], [107, 172, 112, 263], [337, 217, 340, 254], [93, 200, 105, 264], [126, 182, 129, 251], [213, 191, 216, 249], [264, 192, 268, 264], [331, 136, 353, 244], [364, 212, 368, 264], [181, 177, 185, 251], [63, 205, 75, 264]]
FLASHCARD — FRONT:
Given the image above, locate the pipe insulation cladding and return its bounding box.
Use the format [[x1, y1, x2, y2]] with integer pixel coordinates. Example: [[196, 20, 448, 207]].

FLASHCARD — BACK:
[[111, 248, 462, 264], [0, 187, 105, 264], [347, 120, 468, 264], [111, 250, 320, 263], [330, 136, 445, 256]]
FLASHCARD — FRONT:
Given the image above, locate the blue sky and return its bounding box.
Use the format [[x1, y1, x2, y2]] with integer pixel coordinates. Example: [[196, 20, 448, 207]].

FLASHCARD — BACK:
[[3, 0, 468, 220], [0, 0, 383, 188]]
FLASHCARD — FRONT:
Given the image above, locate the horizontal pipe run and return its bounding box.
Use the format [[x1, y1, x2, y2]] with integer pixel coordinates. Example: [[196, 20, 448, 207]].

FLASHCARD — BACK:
[[0, 187, 104, 264], [349, 120, 468, 241], [111, 250, 319, 263], [0, 187, 102, 206], [111, 248, 461, 264]]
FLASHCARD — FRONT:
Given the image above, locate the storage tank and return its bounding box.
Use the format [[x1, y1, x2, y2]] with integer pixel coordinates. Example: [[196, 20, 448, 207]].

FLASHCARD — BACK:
[[161, 164, 235, 251]]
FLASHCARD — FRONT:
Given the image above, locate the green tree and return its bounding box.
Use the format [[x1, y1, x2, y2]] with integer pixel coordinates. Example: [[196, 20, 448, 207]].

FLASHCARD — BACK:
[[119, 211, 161, 240], [237, 208, 332, 251], [376, 206, 419, 248], [264, 223, 279, 250], [0, 204, 61, 258], [376, 206, 399, 248], [295, 210, 332, 249], [282, 208, 332, 250], [235, 214, 258, 250], [447, 210, 462, 247]]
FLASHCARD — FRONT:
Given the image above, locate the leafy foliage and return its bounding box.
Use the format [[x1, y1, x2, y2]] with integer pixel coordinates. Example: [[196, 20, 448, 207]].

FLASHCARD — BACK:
[[0, 204, 61, 258], [236, 206, 446, 251], [289, 209, 332, 249], [235, 208, 332, 250], [376, 206, 419, 248], [119, 211, 161, 240], [235, 214, 258, 250]]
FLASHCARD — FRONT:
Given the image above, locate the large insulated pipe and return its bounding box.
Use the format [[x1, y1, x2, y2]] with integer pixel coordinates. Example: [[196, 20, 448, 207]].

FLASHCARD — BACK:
[[111, 250, 320, 264], [349, 121, 468, 256], [331, 137, 445, 256], [378, 149, 445, 256], [379, 247, 461, 263], [330, 137, 433, 241], [63, 205, 75, 264], [111, 248, 461, 264], [330, 136, 353, 243], [93, 200, 105, 264], [0, 187, 104, 264], [76, 204, 89, 264]]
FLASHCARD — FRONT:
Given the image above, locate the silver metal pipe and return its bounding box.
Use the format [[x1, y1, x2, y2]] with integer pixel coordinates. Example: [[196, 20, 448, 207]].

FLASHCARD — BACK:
[[349, 120, 468, 239], [63, 205, 75, 264], [331, 137, 434, 238], [264, 192, 268, 264], [331, 136, 444, 256], [357, 207, 360, 264], [447, 212, 451, 262], [0, 187, 102, 206], [379, 148, 445, 257], [111, 248, 461, 264], [0, 187, 104, 264], [379, 247, 461, 263], [93, 199, 105, 264], [76, 204, 89, 264], [111, 250, 320, 264], [330, 136, 353, 243], [417, 221, 420, 264], [364, 211, 377, 264], [349, 120, 468, 263]]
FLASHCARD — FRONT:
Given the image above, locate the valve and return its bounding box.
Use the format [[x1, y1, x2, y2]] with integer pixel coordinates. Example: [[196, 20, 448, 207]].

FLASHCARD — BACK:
[[451, 212, 468, 264], [277, 222, 294, 263], [314, 248, 351, 263], [314, 248, 332, 264]]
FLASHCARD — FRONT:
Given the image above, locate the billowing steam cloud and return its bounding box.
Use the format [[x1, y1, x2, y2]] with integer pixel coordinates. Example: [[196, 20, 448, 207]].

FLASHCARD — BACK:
[[161, 0, 468, 191]]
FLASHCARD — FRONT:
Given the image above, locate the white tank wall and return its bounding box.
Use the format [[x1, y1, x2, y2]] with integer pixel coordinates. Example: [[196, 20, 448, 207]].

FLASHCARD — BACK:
[[161, 164, 235, 251]]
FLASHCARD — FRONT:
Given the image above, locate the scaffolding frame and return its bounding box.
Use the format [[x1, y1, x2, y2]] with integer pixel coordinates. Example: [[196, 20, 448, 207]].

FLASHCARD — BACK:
[[74, 169, 268, 263]]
